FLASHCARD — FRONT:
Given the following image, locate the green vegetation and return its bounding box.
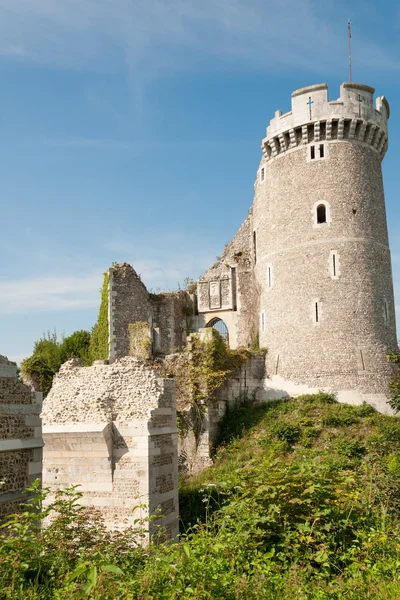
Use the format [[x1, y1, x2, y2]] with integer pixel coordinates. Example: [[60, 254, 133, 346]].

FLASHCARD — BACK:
[[2, 394, 400, 598], [388, 350, 400, 412], [128, 321, 152, 359], [165, 329, 261, 441], [21, 330, 91, 396], [89, 272, 109, 361]]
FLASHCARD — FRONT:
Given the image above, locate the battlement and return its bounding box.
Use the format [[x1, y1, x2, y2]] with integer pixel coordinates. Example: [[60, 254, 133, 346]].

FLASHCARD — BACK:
[[262, 82, 389, 162]]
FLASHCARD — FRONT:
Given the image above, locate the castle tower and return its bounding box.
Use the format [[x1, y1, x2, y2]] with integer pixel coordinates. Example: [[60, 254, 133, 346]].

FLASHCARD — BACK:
[[253, 82, 398, 410]]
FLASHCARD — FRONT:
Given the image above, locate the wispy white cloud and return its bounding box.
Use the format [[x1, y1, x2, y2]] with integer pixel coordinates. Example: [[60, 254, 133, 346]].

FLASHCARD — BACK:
[[0, 244, 215, 315], [0, 0, 397, 75], [0, 273, 102, 315]]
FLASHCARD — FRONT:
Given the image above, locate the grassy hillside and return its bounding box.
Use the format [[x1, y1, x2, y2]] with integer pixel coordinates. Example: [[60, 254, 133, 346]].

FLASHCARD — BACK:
[[2, 394, 400, 599]]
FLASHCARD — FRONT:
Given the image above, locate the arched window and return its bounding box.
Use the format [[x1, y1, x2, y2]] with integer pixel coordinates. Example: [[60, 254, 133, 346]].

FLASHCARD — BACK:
[[317, 204, 327, 224], [206, 318, 229, 344], [312, 200, 331, 228]]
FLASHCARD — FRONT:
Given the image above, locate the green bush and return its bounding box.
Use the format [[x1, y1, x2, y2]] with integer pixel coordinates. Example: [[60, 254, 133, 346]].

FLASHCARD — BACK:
[[322, 410, 360, 427], [273, 422, 301, 444], [335, 438, 366, 458], [297, 392, 337, 406], [21, 330, 91, 396]]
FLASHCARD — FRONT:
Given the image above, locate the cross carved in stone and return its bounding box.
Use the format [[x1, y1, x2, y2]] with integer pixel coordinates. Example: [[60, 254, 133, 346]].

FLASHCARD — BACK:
[[358, 94, 363, 118], [307, 96, 314, 120]]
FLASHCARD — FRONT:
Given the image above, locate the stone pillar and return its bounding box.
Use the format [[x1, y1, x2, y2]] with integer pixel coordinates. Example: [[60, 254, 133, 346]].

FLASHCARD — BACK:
[[0, 355, 43, 522], [41, 357, 179, 542]]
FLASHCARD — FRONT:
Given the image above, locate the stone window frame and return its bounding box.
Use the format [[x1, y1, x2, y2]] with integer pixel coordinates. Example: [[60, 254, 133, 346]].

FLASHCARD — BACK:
[[266, 263, 273, 289], [383, 298, 389, 323], [328, 250, 340, 280], [259, 165, 266, 184], [307, 141, 329, 163], [260, 310, 265, 333], [312, 298, 322, 326], [312, 200, 331, 229]]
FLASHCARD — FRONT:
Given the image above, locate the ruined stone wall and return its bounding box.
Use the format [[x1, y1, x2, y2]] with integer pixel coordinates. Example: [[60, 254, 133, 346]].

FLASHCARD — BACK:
[[151, 292, 193, 355], [197, 216, 257, 348], [0, 356, 43, 522], [41, 357, 179, 540], [109, 263, 193, 358], [109, 264, 152, 358], [178, 355, 266, 473]]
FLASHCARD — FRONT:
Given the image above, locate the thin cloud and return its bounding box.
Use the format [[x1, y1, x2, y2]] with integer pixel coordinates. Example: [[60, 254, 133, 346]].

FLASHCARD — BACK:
[[0, 273, 102, 315], [0, 0, 397, 75]]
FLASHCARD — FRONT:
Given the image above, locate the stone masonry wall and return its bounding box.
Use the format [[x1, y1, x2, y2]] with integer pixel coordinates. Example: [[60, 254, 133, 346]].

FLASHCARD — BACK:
[[109, 263, 193, 358], [178, 355, 266, 473], [252, 82, 397, 412], [197, 215, 258, 348], [0, 355, 43, 522], [109, 264, 151, 358], [41, 357, 179, 541]]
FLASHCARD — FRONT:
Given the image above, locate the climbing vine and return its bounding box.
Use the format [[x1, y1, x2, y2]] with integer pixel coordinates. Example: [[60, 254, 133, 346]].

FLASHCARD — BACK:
[[128, 322, 152, 360], [164, 329, 259, 442], [89, 272, 109, 361]]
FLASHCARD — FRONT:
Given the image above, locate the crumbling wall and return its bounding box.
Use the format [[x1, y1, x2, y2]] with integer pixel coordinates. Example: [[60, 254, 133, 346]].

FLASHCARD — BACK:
[[178, 354, 266, 473], [108, 263, 193, 358], [151, 291, 193, 355], [41, 357, 179, 541], [0, 355, 43, 522], [197, 215, 258, 348], [109, 264, 152, 358]]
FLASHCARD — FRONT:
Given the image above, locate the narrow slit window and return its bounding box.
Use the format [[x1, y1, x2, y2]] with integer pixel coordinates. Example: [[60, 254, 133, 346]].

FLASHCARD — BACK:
[[260, 167, 265, 182], [332, 253, 336, 277], [261, 311, 265, 333], [310, 145, 315, 160], [315, 302, 319, 323], [319, 143, 324, 158], [267, 265, 272, 288], [253, 231, 257, 264], [384, 301, 389, 322], [360, 350, 366, 371], [317, 204, 327, 224]]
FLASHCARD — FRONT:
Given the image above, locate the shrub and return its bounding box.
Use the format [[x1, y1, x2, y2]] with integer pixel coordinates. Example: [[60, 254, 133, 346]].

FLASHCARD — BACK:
[[273, 423, 301, 445], [335, 439, 366, 458], [297, 392, 337, 406], [322, 409, 359, 427]]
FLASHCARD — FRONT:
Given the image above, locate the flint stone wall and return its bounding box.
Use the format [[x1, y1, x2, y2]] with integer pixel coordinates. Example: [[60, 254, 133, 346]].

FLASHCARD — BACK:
[[41, 357, 179, 541], [178, 354, 266, 473], [197, 216, 258, 348], [109, 263, 193, 358], [0, 355, 43, 522]]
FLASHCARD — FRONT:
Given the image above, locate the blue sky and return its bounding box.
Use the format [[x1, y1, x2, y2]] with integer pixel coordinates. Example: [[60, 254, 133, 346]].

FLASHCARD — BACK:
[[0, 0, 399, 362]]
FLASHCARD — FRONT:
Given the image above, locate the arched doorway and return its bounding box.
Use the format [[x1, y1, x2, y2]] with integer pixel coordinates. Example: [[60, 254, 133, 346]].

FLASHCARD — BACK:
[[206, 317, 229, 344]]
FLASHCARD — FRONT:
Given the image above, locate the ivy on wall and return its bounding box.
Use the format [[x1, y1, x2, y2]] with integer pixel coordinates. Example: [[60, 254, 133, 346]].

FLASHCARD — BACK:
[[128, 321, 152, 360], [89, 272, 109, 361], [164, 329, 261, 441]]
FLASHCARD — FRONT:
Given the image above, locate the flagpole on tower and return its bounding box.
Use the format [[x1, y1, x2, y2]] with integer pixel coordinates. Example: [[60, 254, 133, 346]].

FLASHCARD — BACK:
[[348, 20, 353, 82]]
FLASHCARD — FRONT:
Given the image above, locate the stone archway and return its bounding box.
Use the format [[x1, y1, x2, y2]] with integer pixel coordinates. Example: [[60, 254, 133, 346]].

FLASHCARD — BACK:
[[206, 317, 229, 344]]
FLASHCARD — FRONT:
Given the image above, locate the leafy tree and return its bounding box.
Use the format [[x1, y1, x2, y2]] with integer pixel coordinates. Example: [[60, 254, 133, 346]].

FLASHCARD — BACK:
[[21, 329, 91, 396], [60, 330, 91, 364]]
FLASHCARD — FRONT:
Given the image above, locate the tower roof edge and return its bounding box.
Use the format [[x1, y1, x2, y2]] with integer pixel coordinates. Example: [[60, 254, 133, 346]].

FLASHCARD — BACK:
[[292, 83, 328, 98]]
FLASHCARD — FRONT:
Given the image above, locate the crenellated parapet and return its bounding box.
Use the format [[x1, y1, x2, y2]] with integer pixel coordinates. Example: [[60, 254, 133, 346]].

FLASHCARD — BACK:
[[261, 82, 390, 162]]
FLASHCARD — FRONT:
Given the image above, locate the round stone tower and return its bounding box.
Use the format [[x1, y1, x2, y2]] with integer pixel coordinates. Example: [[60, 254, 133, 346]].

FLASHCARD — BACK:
[[252, 82, 398, 410]]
